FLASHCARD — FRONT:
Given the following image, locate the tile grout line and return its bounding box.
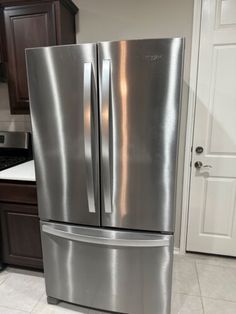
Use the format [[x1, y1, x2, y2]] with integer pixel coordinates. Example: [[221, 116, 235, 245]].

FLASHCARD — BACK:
[[195, 258, 236, 305], [194, 260, 205, 314], [0, 271, 45, 314], [200, 295, 236, 304], [173, 258, 204, 298], [29, 290, 45, 314]]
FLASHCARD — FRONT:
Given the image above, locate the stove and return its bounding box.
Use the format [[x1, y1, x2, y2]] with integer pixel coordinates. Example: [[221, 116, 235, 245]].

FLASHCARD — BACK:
[[0, 132, 32, 171], [0, 156, 29, 171]]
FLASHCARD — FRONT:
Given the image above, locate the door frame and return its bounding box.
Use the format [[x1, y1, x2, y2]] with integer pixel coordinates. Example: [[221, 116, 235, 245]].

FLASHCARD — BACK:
[[179, 0, 203, 254]]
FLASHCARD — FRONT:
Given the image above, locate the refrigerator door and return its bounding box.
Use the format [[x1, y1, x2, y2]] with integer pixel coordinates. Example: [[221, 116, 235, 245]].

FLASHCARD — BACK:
[[41, 221, 173, 314], [26, 44, 100, 226], [99, 38, 184, 232]]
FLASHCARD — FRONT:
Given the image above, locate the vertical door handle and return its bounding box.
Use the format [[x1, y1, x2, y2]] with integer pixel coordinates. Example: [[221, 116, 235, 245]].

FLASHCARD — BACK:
[[83, 63, 96, 213], [101, 60, 112, 213]]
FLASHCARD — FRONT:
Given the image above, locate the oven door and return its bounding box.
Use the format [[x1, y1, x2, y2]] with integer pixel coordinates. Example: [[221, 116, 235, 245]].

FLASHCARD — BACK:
[[41, 221, 173, 314]]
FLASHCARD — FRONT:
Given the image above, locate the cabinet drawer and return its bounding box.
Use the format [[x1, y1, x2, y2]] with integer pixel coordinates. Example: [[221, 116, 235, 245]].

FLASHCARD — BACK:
[[0, 182, 37, 204]]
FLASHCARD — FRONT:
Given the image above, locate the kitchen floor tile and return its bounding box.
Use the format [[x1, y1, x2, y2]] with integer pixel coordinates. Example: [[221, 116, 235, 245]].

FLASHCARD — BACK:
[[182, 252, 236, 269], [0, 306, 29, 314], [174, 252, 236, 267], [195, 255, 236, 268], [196, 263, 236, 302], [172, 259, 200, 296], [202, 297, 236, 314], [0, 269, 10, 286], [0, 269, 45, 312], [174, 252, 197, 262], [1, 254, 236, 313], [171, 293, 203, 314], [32, 294, 89, 314], [7, 267, 44, 278]]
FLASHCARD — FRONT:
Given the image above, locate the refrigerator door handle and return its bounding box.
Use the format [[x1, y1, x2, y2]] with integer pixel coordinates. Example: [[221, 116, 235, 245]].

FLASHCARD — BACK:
[[101, 60, 112, 214], [83, 62, 96, 213], [42, 225, 170, 247]]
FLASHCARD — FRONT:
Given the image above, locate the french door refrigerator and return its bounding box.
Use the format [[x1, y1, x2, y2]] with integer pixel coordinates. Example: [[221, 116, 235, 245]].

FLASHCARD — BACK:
[[26, 38, 184, 314]]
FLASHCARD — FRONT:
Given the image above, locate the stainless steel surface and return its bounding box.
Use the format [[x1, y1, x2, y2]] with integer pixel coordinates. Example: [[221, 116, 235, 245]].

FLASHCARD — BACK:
[[26, 44, 100, 225], [42, 224, 170, 247], [41, 221, 173, 314], [101, 59, 112, 214], [26, 39, 184, 314], [98, 38, 184, 232], [0, 131, 30, 149], [83, 62, 96, 213]]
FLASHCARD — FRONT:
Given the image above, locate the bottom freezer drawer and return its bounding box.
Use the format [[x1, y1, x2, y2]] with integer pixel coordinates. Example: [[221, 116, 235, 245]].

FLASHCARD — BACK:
[[41, 222, 174, 314]]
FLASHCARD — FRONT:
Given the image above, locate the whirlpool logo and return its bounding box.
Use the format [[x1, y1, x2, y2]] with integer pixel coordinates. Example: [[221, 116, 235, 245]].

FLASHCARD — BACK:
[[145, 54, 163, 63]]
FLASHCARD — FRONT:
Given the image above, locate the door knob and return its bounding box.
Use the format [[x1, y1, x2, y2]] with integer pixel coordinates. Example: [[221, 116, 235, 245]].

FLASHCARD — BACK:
[[194, 161, 203, 169], [195, 146, 204, 154], [194, 161, 212, 169]]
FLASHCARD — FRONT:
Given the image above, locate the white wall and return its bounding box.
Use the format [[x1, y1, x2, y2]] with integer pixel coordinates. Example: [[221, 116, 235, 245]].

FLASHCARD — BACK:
[[0, 83, 31, 132], [73, 0, 194, 247]]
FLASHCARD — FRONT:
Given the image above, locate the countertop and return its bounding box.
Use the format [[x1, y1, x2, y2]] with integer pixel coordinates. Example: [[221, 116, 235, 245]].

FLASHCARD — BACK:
[[0, 160, 36, 181]]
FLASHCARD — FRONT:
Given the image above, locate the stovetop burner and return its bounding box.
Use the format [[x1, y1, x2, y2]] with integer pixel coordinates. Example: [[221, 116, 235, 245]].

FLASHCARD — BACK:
[[0, 131, 32, 172], [0, 156, 29, 171]]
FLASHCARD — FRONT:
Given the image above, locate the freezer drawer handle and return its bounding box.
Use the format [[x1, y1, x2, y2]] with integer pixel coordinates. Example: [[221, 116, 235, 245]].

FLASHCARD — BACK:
[[42, 225, 170, 247], [83, 62, 96, 213], [101, 60, 112, 214]]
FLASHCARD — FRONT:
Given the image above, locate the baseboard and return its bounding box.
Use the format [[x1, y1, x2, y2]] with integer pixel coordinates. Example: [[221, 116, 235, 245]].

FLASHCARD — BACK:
[[174, 247, 180, 255]]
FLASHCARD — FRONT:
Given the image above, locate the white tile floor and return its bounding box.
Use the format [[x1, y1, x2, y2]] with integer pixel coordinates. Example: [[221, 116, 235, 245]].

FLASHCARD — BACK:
[[0, 253, 236, 313]]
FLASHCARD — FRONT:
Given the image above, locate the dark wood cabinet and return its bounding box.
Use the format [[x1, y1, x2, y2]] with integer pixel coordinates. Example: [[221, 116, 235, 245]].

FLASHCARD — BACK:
[[0, 0, 78, 114], [4, 3, 57, 113], [0, 9, 7, 81], [0, 181, 43, 270], [0, 9, 6, 63]]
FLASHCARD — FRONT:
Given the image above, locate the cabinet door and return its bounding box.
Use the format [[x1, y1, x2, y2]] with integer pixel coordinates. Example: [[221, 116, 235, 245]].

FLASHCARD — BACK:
[[0, 202, 43, 269], [4, 2, 57, 114], [0, 9, 7, 82], [0, 9, 6, 63]]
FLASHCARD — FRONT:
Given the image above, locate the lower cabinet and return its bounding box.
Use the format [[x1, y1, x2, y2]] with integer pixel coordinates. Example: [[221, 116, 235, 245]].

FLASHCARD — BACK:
[[0, 181, 43, 269]]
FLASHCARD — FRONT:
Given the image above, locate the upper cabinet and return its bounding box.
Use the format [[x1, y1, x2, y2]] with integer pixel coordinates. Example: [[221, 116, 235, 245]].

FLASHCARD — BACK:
[[0, 9, 7, 81], [0, 0, 78, 114]]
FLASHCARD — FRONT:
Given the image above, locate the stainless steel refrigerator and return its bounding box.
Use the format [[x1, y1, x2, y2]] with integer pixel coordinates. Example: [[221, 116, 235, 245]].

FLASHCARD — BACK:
[[26, 38, 184, 314]]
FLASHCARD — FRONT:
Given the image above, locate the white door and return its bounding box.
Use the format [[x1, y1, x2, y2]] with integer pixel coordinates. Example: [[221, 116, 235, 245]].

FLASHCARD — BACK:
[[187, 0, 236, 256]]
